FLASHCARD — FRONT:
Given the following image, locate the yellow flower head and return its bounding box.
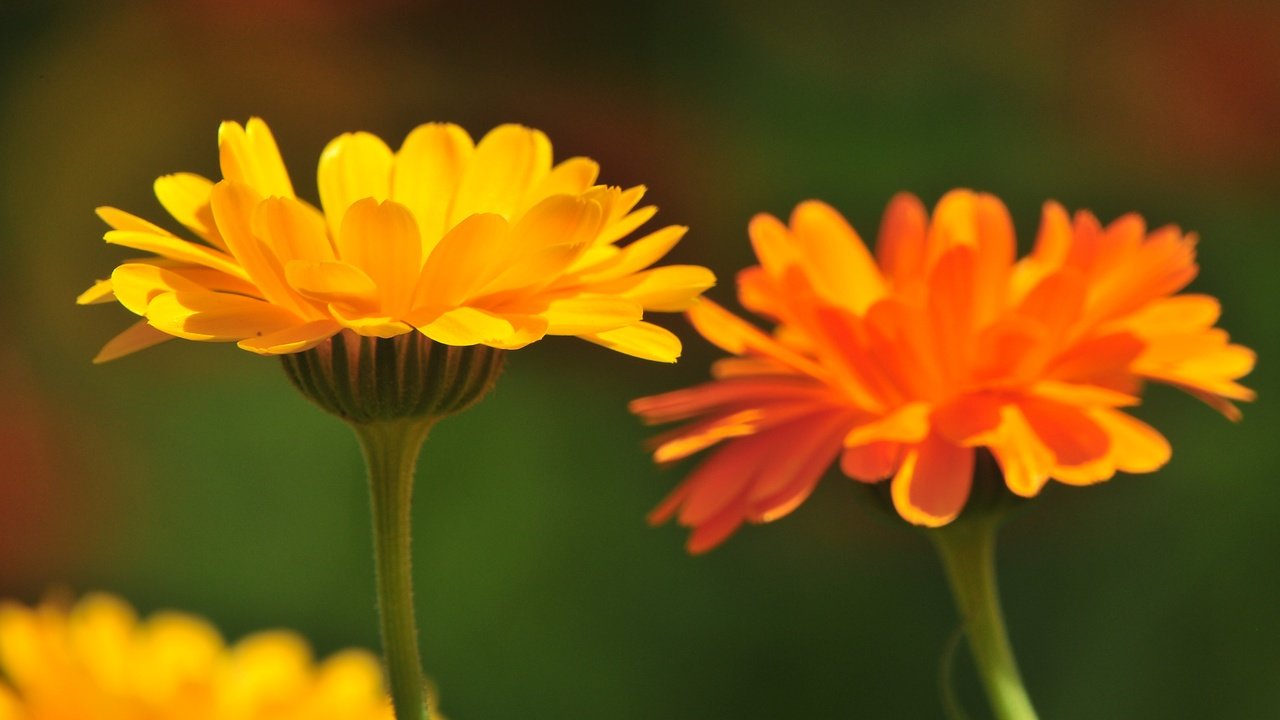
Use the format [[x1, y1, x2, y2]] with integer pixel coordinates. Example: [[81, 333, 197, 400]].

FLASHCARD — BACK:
[[0, 593, 395, 720], [79, 118, 713, 363], [633, 192, 1256, 552]]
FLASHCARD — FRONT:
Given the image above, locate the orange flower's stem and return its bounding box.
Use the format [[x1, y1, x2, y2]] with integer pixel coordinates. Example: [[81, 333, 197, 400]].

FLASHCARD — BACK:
[[930, 514, 1039, 720], [356, 419, 435, 720]]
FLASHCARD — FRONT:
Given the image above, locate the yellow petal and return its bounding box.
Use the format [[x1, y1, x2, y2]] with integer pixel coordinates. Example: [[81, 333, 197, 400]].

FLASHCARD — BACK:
[[110, 263, 210, 315], [252, 196, 335, 264], [582, 321, 682, 362], [337, 199, 422, 315], [146, 291, 302, 341], [77, 278, 115, 305], [587, 265, 715, 311], [476, 195, 604, 294], [573, 225, 688, 281], [393, 123, 475, 255], [600, 203, 658, 245], [284, 260, 380, 310], [541, 295, 642, 335], [105, 230, 247, 280], [311, 649, 386, 709], [318, 131, 394, 239], [529, 156, 600, 199], [218, 117, 295, 199], [93, 320, 176, 362], [96, 206, 176, 235], [413, 213, 510, 308], [510, 194, 603, 251], [451, 124, 551, 222], [329, 304, 413, 338], [211, 180, 314, 317], [415, 306, 516, 346], [237, 320, 341, 354], [154, 172, 225, 250], [479, 313, 548, 350]]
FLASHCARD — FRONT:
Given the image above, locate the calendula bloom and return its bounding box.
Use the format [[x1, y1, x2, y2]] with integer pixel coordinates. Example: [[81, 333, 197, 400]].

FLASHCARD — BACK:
[[0, 593, 396, 720], [78, 118, 713, 363], [632, 191, 1255, 552]]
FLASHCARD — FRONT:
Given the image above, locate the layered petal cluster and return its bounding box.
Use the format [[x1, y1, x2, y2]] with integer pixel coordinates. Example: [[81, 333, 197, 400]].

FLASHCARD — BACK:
[[632, 191, 1255, 552], [79, 118, 713, 362], [0, 593, 395, 720]]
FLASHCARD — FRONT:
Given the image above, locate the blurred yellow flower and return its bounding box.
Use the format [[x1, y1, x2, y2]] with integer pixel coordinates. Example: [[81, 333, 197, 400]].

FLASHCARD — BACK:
[[633, 192, 1255, 551], [0, 593, 394, 720], [79, 118, 712, 363]]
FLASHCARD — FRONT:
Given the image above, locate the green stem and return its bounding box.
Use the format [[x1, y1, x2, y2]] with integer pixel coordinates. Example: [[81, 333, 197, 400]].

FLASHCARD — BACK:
[[930, 515, 1038, 720], [354, 419, 434, 720]]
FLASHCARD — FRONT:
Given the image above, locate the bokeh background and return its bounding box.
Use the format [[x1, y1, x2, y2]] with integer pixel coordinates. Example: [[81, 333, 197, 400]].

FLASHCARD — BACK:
[[2, 1, 1277, 717]]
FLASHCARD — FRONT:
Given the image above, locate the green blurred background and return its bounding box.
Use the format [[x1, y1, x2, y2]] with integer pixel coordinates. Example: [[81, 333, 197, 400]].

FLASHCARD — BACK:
[[1, 1, 1277, 717]]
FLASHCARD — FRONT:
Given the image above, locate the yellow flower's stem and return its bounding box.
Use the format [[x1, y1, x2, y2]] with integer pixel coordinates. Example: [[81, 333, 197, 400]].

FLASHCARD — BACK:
[[930, 514, 1039, 720], [355, 419, 434, 720]]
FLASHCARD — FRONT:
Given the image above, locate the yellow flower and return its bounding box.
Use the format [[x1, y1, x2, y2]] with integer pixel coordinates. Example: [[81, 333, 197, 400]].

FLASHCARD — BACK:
[[0, 593, 399, 720], [78, 118, 713, 363]]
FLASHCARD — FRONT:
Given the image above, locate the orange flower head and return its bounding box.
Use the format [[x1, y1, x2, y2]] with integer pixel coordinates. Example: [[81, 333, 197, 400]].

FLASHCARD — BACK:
[[631, 191, 1255, 553], [78, 118, 713, 363]]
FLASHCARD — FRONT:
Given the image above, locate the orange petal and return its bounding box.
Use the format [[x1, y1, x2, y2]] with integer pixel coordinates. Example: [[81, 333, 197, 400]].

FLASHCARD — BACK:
[[985, 405, 1054, 497], [747, 412, 848, 522], [630, 376, 829, 425], [844, 402, 930, 447], [875, 192, 927, 288], [788, 200, 885, 313], [931, 393, 1004, 445], [1090, 408, 1171, 474], [890, 434, 973, 527], [1018, 397, 1110, 468], [686, 299, 827, 378], [674, 432, 777, 527], [840, 441, 902, 482], [686, 509, 747, 555]]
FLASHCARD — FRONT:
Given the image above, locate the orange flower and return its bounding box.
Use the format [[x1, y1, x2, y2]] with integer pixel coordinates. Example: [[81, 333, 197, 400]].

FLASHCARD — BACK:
[[632, 191, 1255, 552]]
